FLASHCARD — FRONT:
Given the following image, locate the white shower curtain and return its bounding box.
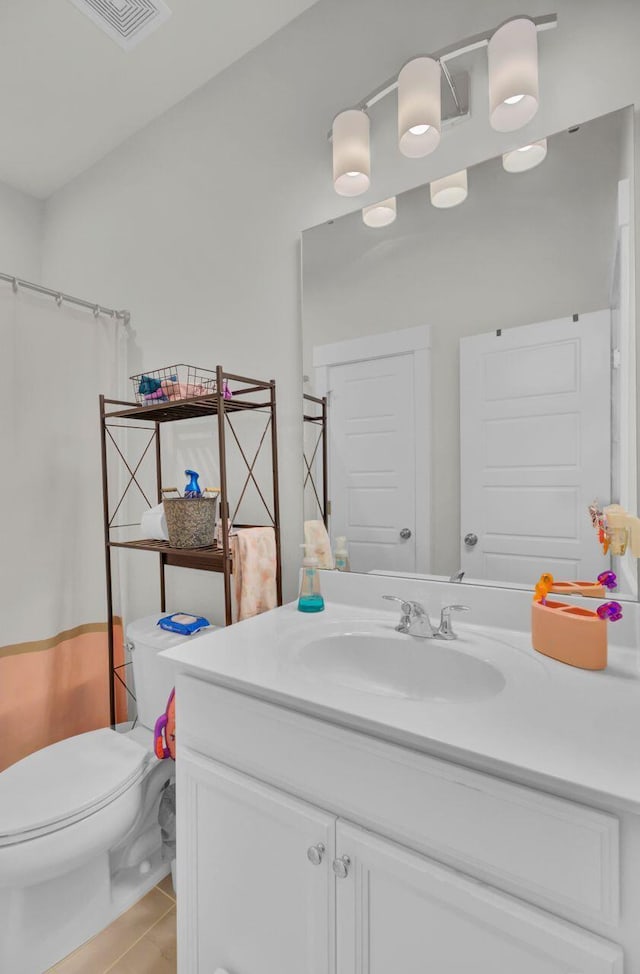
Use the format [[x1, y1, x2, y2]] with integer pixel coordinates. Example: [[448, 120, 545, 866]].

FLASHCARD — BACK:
[[0, 285, 128, 769]]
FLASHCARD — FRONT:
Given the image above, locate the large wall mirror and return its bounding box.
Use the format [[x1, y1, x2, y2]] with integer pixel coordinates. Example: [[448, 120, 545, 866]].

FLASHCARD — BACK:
[[301, 106, 639, 598]]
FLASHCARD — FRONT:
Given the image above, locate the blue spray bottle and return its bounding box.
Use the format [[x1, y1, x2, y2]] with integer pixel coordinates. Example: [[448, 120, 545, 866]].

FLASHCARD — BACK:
[[184, 469, 202, 498]]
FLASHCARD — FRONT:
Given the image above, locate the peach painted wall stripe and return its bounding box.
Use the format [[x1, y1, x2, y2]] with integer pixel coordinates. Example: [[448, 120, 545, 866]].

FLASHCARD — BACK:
[[0, 621, 127, 771], [0, 618, 121, 659]]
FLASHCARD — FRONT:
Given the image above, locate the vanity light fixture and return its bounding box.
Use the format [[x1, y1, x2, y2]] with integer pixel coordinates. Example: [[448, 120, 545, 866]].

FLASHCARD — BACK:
[[398, 57, 442, 158], [430, 169, 468, 208], [488, 18, 540, 132], [327, 14, 555, 195], [332, 109, 371, 197], [362, 197, 397, 228], [502, 138, 548, 172]]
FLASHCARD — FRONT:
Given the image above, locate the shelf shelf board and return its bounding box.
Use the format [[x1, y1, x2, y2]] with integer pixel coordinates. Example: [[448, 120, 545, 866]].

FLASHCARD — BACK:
[[108, 538, 231, 573], [105, 394, 271, 423]]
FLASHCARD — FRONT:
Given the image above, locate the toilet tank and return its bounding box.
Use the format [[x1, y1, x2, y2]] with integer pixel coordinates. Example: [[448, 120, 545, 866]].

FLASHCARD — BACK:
[[126, 614, 214, 730]]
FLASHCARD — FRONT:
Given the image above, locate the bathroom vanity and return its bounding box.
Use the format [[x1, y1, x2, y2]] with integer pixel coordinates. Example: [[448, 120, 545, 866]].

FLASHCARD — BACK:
[[165, 574, 640, 973]]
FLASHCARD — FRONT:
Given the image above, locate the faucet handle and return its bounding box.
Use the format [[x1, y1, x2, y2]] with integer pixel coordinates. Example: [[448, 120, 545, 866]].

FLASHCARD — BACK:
[[382, 594, 412, 613], [382, 595, 426, 615], [438, 604, 470, 640]]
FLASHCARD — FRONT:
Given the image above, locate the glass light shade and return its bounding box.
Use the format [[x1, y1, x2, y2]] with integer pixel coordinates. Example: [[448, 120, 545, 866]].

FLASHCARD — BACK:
[[430, 169, 468, 208], [398, 57, 442, 158], [488, 18, 539, 132], [362, 197, 397, 228], [332, 109, 371, 197], [502, 138, 547, 173]]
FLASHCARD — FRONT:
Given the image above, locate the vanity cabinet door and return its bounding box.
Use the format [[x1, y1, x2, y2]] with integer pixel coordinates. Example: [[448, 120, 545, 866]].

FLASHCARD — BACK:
[[177, 748, 336, 974], [335, 822, 622, 974]]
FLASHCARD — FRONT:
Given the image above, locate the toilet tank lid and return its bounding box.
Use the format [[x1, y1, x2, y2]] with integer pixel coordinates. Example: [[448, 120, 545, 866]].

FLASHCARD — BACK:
[[126, 612, 214, 650], [0, 729, 150, 842]]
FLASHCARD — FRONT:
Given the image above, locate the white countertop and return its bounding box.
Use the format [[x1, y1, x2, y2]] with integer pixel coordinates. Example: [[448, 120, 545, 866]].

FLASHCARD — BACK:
[[161, 583, 640, 812]]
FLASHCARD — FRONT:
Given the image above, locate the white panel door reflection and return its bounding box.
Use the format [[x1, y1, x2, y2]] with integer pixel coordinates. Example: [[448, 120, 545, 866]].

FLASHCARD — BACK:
[[328, 353, 416, 573], [460, 312, 611, 583]]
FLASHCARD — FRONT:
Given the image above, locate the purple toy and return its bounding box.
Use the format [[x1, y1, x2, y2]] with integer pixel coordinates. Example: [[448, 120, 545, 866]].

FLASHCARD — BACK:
[[597, 570, 618, 591], [596, 601, 623, 622]]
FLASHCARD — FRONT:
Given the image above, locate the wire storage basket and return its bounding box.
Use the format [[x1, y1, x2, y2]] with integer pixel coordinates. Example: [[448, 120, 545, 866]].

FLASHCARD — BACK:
[[131, 364, 218, 406]]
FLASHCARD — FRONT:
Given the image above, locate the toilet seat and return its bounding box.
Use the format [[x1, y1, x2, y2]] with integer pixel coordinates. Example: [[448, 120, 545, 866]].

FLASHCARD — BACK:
[[0, 729, 151, 846]]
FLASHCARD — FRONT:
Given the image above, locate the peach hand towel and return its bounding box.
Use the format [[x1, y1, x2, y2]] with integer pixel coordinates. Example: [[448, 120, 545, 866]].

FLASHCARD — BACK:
[[304, 519, 334, 570], [232, 527, 278, 621]]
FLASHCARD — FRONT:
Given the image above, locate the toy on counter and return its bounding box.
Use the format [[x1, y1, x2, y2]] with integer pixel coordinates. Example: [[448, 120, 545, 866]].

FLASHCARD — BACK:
[[154, 688, 176, 760], [531, 571, 622, 670], [596, 601, 623, 621], [532, 573, 554, 604]]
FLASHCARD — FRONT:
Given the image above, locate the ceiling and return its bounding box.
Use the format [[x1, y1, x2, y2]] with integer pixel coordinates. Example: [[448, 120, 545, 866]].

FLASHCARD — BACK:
[[0, 0, 318, 199]]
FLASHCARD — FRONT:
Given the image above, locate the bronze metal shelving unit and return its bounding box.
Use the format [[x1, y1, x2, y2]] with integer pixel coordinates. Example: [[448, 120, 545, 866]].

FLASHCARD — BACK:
[[303, 393, 328, 528], [100, 367, 282, 725]]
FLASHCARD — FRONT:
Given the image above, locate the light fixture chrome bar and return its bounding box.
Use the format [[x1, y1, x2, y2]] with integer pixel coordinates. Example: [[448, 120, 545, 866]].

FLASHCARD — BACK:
[[440, 61, 461, 116], [351, 13, 556, 115], [0, 271, 130, 324]]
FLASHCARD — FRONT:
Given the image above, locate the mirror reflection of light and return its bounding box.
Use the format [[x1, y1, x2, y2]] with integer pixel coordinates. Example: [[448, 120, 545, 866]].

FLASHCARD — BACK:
[[502, 138, 547, 173], [363, 197, 397, 228], [430, 169, 468, 208]]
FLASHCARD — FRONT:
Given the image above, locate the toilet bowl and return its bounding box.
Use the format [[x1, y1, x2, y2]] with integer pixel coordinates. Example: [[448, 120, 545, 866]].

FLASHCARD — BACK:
[[0, 613, 209, 974]]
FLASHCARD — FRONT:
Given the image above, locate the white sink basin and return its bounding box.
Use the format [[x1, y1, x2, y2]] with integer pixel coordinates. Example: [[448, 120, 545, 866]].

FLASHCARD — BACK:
[[296, 625, 507, 703]]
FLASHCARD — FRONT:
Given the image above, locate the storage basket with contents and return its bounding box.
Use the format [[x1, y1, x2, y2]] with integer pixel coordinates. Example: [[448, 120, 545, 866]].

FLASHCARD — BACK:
[[131, 364, 232, 405], [162, 486, 220, 549]]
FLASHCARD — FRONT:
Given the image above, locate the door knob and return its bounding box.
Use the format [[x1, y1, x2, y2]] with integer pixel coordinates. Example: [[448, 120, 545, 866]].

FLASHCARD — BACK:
[[332, 856, 351, 879], [307, 843, 325, 866], [464, 533, 478, 547], [400, 528, 412, 540]]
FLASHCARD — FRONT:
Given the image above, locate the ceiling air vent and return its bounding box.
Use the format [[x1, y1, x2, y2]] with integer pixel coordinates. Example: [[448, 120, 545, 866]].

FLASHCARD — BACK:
[[69, 0, 171, 50]]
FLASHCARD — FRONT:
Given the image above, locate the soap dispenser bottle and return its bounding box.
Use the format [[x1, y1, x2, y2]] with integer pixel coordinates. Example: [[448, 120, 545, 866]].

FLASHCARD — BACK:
[[334, 536, 350, 572], [298, 545, 325, 613]]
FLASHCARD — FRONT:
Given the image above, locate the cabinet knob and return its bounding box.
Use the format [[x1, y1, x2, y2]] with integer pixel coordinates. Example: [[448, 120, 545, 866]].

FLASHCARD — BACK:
[[307, 843, 326, 866], [332, 855, 351, 879]]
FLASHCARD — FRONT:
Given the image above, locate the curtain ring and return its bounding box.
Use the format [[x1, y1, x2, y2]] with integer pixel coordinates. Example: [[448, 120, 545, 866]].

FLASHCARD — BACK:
[[11, 278, 18, 293], [93, 305, 101, 318], [56, 293, 63, 307]]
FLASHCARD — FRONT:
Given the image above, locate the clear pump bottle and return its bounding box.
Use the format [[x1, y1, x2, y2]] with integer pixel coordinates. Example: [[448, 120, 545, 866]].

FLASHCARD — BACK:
[[334, 536, 350, 572], [298, 544, 325, 613]]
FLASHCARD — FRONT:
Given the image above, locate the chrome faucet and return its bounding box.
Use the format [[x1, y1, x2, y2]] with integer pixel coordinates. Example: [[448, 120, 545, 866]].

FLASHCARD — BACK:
[[382, 596, 436, 637], [383, 596, 470, 640], [449, 569, 465, 583]]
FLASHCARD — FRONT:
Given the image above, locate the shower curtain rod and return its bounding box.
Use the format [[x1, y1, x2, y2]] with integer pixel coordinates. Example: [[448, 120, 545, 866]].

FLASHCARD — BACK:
[[0, 271, 130, 324]]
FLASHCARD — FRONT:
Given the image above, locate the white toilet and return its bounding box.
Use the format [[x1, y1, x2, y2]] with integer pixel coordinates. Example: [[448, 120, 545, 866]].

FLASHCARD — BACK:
[[0, 614, 208, 974]]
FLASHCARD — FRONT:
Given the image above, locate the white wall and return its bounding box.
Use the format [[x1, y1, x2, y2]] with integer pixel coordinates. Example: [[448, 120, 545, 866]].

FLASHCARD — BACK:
[[40, 0, 640, 618], [302, 111, 624, 576], [0, 179, 42, 281]]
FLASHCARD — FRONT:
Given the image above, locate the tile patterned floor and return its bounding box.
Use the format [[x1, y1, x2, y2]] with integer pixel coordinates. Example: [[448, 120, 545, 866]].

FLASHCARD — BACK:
[[47, 875, 176, 974]]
